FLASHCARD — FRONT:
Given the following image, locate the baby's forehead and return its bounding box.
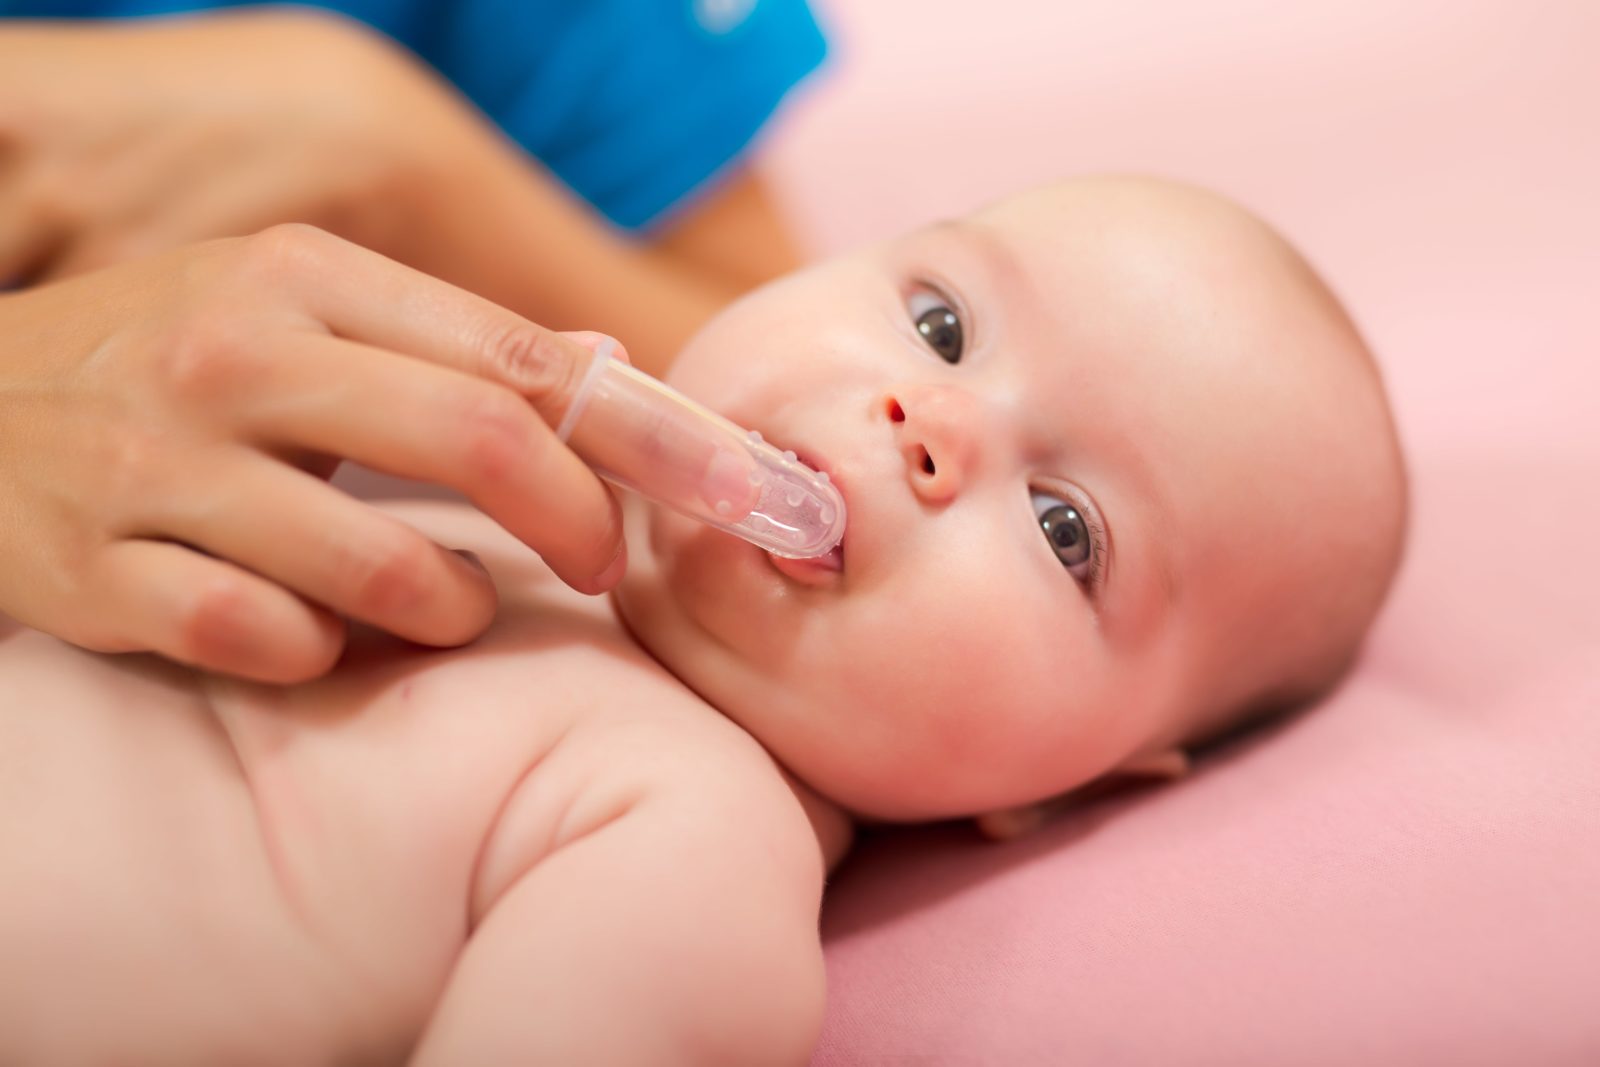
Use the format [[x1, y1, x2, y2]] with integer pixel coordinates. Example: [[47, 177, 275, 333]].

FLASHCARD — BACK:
[[978, 183, 1312, 317], [969, 180, 1362, 401], [974, 177, 1280, 251]]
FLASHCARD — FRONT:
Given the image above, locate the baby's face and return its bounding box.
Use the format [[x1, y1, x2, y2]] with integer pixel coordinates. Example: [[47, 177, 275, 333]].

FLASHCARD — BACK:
[[615, 178, 1401, 821]]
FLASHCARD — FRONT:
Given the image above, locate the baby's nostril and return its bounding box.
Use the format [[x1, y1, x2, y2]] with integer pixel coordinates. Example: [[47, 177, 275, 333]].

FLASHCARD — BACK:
[[919, 448, 936, 476], [887, 399, 906, 423]]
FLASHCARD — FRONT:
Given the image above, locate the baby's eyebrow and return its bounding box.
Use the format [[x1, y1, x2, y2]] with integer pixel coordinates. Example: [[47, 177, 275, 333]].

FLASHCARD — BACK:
[[926, 218, 1028, 291]]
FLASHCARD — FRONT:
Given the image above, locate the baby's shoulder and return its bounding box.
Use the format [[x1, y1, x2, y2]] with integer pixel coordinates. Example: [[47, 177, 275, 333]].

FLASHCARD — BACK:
[[410, 687, 830, 1065], [471, 681, 824, 923]]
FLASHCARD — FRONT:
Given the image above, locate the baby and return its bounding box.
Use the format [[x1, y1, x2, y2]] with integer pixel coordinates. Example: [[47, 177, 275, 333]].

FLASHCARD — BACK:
[[0, 176, 1406, 1064]]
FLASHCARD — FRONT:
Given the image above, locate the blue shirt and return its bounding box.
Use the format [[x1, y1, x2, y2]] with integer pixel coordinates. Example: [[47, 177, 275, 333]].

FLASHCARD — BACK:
[[0, 0, 827, 231]]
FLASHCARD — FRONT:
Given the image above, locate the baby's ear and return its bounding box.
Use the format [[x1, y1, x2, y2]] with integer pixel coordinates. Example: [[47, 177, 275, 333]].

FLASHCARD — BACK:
[[974, 803, 1059, 841], [973, 748, 1191, 842], [1113, 747, 1191, 781]]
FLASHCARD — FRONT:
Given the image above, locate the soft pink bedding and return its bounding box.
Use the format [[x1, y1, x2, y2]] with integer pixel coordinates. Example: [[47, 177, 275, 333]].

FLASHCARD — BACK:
[[760, 2, 1600, 1063]]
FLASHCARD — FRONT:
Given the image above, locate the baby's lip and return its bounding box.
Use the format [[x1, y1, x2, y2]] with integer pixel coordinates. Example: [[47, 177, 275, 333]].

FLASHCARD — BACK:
[[768, 543, 843, 584]]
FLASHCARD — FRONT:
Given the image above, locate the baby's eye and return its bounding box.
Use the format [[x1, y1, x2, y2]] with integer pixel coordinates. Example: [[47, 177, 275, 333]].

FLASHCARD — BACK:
[[908, 289, 964, 364], [1031, 491, 1094, 580]]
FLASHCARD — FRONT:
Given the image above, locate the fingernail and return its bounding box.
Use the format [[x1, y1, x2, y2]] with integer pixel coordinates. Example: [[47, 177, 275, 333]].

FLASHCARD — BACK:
[[560, 331, 629, 365], [593, 543, 627, 591]]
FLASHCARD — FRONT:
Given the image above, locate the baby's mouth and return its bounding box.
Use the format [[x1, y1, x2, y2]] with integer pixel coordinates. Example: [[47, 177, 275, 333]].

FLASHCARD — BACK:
[[764, 445, 846, 582], [767, 541, 843, 582]]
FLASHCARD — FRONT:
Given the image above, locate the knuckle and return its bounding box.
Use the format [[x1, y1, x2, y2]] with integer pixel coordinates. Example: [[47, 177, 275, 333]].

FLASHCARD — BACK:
[[478, 321, 575, 398], [456, 387, 534, 484], [235, 222, 332, 282], [177, 575, 255, 665], [340, 529, 431, 619], [159, 310, 251, 403]]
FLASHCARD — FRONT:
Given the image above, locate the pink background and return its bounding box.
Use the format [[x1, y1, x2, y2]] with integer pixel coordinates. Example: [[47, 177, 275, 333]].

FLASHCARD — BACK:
[[756, 2, 1600, 1063]]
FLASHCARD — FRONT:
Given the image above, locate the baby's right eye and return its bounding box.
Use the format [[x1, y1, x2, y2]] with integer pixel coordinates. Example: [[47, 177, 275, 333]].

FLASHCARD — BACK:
[[908, 289, 964, 364]]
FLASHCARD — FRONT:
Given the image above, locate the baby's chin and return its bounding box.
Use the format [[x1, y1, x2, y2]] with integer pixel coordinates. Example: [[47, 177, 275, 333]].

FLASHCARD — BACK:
[[608, 498, 792, 703], [604, 502, 768, 710]]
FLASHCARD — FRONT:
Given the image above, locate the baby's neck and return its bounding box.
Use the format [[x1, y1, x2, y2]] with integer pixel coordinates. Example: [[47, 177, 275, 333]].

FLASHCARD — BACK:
[[604, 590, 855, 873]]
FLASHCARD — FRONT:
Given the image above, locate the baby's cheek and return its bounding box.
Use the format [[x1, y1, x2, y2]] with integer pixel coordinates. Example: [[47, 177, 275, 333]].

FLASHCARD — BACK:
[[823, 604, 1085, 812]]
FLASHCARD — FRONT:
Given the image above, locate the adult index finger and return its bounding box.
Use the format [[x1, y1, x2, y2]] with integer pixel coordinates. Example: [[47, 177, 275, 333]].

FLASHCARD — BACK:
[[246, 332, 627, 594], [242, 224, 610, 426]]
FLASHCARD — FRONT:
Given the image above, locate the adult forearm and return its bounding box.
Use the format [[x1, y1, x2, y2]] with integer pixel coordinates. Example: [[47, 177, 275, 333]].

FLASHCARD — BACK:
[[389, 146, 784, 379]]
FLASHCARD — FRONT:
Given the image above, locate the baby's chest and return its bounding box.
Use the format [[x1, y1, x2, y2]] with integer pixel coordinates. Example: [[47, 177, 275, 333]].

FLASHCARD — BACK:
[[211, 611, 714, 1014]]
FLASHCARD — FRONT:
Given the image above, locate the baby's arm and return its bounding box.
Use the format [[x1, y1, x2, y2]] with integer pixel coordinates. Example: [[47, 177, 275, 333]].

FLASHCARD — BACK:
[[411, 743, 827, 1066]]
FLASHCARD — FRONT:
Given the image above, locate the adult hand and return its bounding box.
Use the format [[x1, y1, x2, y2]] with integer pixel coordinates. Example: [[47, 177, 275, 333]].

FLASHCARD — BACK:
[[0, 8, 494, 284], [0, 225, 627, 682]]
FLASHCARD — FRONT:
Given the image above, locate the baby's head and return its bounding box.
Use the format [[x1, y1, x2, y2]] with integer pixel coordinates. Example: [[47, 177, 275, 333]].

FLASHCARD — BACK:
[[615, 176, 1407, 823]]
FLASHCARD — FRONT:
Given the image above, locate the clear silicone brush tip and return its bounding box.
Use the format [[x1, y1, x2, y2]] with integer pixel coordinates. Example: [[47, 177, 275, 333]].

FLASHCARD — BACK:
[[554, 345, 846, 559], [718, 431, 846, 559]]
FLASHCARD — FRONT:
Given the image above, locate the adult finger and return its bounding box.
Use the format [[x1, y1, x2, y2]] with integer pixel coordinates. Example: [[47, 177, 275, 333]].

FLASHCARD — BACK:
[[155, 455, 500, 646], [88, 538, 346, 684], [235, 224, 624, 425], [243, 332, 624, 593]]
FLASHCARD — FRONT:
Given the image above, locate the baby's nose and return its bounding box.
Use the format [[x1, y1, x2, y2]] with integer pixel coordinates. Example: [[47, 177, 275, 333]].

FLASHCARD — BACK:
[[882, 385, 986, 505]]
